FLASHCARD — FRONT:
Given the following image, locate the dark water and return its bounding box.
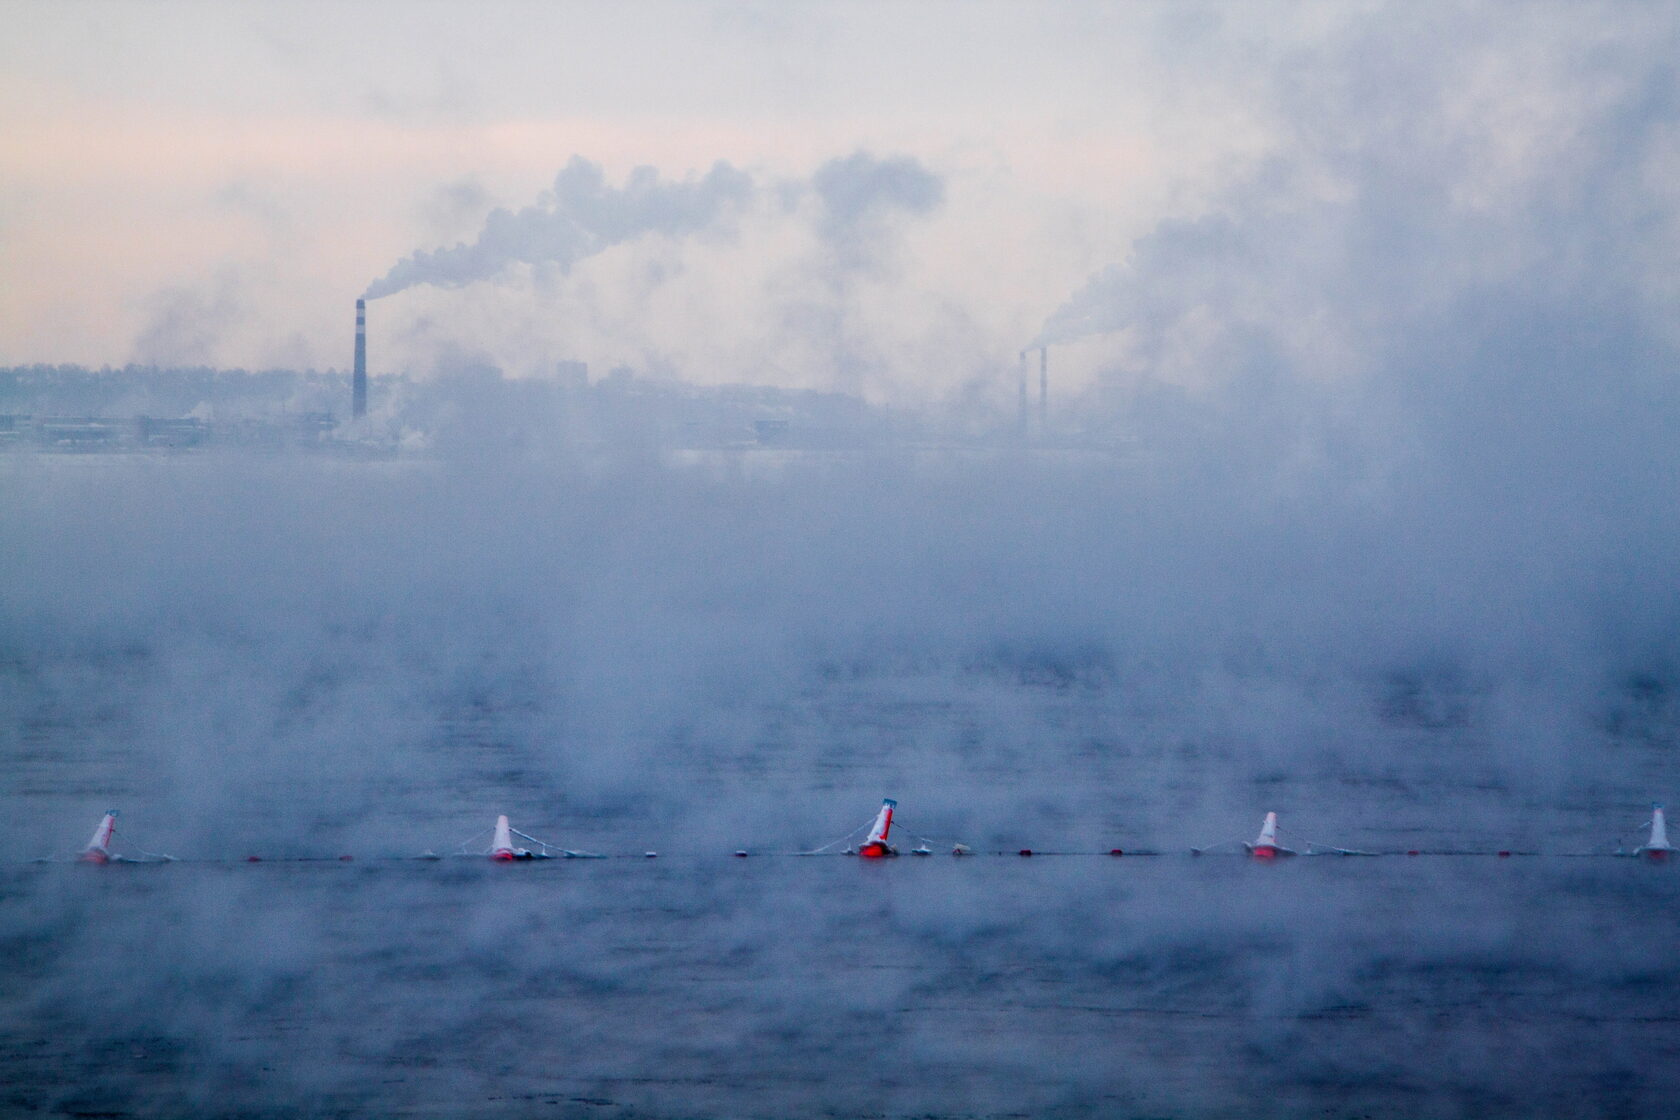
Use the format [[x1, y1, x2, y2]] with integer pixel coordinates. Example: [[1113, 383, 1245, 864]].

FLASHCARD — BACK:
[[3, 848, 1678, 1119], [5, 656, 1680, 1120], [5, 452, 1680, 1117]]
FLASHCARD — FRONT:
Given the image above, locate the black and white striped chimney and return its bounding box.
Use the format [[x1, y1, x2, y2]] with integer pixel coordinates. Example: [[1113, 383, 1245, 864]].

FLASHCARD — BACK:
[[353, 298, 367, 420]]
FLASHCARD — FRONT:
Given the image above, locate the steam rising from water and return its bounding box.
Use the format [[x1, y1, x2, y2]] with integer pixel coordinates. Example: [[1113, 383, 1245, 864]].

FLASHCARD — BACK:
[[7, 10, 1680, 1113], [3, 409, 1676, 859]]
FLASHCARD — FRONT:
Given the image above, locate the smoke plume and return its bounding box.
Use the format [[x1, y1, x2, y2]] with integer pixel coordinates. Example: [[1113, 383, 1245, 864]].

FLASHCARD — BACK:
[[363, 156, 755, 300], [364, 151, 947, 305], [811, 151, 944, 272]]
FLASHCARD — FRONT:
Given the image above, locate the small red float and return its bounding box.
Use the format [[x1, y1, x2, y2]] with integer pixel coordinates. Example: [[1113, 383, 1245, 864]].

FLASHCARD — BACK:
[[855, 799, 898, 858], [1635, 804, 1674, 861], [491, 815, 519, 861], [1245, 812, 1296, 859], [79, 810, 118, 864]]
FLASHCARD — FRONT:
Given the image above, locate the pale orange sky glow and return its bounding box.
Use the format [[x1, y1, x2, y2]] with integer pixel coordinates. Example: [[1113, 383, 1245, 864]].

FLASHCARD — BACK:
[[0, 1, 1288, 400], [3, 1, 1673, 405]]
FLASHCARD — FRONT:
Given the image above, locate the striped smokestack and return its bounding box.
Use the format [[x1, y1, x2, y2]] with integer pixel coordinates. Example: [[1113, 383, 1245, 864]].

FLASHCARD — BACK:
[[353, 298, 367, 420]]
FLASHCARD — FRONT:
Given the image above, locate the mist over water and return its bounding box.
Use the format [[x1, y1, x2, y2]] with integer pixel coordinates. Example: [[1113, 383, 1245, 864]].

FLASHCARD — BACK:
[[5, 854, 1677, 1119], [3, 389, 1679, 1115], [7, 8, 1680, 1114], [5, 416, 1675, 855]]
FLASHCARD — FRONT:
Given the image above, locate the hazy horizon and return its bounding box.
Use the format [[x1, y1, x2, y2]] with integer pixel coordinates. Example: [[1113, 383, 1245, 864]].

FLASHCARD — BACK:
[[6, 3, 1680, 1117]]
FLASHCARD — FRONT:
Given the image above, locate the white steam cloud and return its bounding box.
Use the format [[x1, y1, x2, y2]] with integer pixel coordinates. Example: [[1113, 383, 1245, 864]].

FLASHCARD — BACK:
[[7, 9, 1680, 1115], [1030, 5, 1680, 373]]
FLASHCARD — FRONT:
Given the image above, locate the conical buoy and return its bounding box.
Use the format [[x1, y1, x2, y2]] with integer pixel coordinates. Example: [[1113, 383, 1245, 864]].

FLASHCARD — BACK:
[[490, 814, 524, 861], [1635, 803, 1674, 861], [80, 810, 118, 864], [1246, 811, 1296, 859], [857, 798, 897, 858]]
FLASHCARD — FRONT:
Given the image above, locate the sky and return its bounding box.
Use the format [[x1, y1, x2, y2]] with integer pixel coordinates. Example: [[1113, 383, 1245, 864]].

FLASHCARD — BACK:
[[2, 1, 1678, 407], [0, 0, 1383, 401]]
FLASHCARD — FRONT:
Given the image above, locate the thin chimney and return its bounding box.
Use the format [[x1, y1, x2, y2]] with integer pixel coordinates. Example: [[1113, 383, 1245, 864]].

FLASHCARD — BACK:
[[1038, 345, 1048, 433], [353, 298, 368, 421], [1018, 351, 1029, 437]]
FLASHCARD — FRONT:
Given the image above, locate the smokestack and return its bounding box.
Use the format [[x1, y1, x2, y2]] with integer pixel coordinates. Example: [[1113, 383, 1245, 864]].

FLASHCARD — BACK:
[[1018, 351, 1029, 437], [1038, 346, 1048, 434], [353, 298, 367, 421]]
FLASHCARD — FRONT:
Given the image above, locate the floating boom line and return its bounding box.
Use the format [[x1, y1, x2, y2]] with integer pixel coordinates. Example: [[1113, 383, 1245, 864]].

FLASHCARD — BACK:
[[799, 820, 874, 856], [52, 800, 1680, 865]]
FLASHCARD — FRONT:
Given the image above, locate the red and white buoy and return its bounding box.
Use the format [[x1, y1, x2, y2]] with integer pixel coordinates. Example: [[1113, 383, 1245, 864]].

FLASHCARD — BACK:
[[80, 810, 118, 864], [1635, 804, 1674, 861], [1246, 811, 1296, 859], [857, 798, 897, 858], [491, 814, 519, 861]]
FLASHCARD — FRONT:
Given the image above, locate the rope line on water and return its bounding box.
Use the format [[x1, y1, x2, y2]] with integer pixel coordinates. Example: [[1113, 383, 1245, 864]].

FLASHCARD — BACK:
[[17, 847, 1676, 865], [799, 820, 872, 855]]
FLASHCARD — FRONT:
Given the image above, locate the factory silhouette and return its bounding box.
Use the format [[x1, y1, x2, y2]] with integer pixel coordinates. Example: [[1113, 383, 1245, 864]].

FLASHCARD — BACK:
[[0, 297, 1074, 458]]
